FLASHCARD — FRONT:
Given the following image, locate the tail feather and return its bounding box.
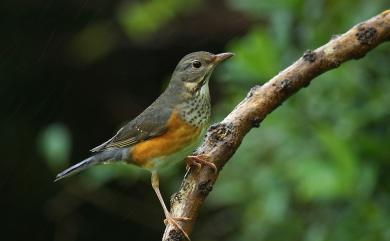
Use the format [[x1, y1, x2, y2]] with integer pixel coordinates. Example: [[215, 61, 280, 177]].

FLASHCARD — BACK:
[[54, 156, 99, 182], [54, 149, 126, 182]]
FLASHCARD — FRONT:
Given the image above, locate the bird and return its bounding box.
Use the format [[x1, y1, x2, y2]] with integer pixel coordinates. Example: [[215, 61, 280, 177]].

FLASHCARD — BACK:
[[55, 51, 233, 240]]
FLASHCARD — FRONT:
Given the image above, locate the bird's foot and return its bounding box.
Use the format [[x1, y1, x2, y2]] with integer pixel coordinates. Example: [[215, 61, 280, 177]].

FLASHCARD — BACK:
[[163, 213, 191, 240], [163, 216, 191, 224], [186, 155, 218, 173]]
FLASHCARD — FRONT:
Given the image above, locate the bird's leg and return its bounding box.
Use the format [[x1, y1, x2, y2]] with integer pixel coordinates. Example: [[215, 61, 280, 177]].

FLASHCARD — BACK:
[[151, 171, 191, 240], [186, 155, 218, 173]]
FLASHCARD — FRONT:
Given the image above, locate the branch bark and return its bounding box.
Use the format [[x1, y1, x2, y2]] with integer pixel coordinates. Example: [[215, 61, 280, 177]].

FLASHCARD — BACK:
[[163, 10, 390, 241]]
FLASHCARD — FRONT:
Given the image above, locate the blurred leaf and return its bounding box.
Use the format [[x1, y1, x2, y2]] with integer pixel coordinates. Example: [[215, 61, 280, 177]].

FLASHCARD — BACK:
[[80, 162, 147, 188], [316, 124, 358, 195], [288, 158, 340, 200], [68, 22, 116, 64], [118, 0, 200, 39], [221, 29, 280, 84], [37, 123, 71, 170], [228, 0, 304, 16]]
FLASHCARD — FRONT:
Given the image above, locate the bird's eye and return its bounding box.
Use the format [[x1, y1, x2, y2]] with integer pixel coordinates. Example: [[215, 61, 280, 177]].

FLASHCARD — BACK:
[[192, 60, 202, 68]]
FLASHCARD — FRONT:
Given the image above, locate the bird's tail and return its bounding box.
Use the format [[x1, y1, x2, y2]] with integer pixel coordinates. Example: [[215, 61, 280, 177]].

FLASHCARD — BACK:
[[54, 149, 126, 182]]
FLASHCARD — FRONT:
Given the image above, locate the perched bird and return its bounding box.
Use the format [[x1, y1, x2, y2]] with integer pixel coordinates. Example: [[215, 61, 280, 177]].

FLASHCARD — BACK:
[[55, 51, 233, 239]]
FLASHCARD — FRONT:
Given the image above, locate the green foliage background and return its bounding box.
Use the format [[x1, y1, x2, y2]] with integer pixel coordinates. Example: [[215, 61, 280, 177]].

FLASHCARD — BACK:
[[211, 1, 390, 240]]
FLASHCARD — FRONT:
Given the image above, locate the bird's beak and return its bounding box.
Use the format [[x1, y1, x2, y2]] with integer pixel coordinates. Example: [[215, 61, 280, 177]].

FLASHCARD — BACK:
[[213, 52, 234, 64]]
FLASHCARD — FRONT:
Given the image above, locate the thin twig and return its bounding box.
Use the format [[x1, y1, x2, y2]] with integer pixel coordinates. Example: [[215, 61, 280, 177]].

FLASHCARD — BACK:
[[163, 10, 390, 241]]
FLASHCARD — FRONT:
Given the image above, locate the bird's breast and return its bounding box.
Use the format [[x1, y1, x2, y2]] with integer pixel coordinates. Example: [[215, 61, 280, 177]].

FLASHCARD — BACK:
[[130, 111, 202, 170], [178, 84, 211, 127]]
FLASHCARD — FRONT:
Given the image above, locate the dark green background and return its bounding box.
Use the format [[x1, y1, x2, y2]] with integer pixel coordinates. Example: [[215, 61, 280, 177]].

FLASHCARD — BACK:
[[1, 0, 389, 240]]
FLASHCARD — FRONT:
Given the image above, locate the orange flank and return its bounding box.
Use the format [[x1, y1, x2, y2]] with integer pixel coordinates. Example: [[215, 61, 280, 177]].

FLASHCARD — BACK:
[[131, 111, 201, 168]]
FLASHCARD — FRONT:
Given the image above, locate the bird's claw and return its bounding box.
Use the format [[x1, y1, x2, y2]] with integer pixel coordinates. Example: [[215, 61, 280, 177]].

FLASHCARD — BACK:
[[164, 214, 191, 240], [186, 155, 218, 173], [163, 216, 191, 225]]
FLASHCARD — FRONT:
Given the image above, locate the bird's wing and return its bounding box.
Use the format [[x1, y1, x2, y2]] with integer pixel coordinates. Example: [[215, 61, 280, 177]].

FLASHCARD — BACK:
[[90, 103, 173, 152]]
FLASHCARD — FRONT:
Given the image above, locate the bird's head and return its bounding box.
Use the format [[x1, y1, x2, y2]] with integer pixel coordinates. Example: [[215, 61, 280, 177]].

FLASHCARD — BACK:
[[170, 51, 233, 95]]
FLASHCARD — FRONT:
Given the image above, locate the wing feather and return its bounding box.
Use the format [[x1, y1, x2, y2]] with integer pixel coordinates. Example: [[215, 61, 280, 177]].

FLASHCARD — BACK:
[[90, 99, 173, 152]]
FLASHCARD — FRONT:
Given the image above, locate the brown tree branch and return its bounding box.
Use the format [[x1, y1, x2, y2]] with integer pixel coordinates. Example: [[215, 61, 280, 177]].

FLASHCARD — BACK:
[[163, 10, 390, 241]]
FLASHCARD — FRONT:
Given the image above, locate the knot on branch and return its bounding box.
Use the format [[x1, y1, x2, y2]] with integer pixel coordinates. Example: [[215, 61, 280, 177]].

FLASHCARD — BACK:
[[170, 191, 183, 206], [247, 85, 262, 98], [167, 229, 185, 241], [278, 78, 294, 93], [207, 123, 234, 142], [303, 50, 317, 63], [251, 116, 262, 128], [356, 25, 377, 45], [198, 179, 213, 196]]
